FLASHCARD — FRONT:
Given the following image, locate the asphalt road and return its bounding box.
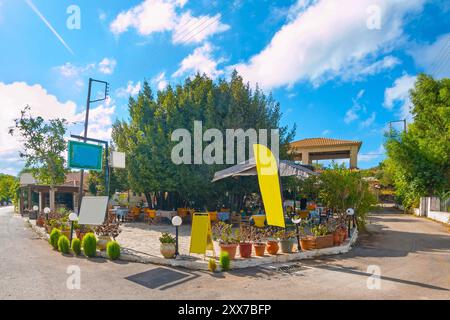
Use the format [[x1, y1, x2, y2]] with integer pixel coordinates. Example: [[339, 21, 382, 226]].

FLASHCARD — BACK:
[[0, 206, 449, 300]]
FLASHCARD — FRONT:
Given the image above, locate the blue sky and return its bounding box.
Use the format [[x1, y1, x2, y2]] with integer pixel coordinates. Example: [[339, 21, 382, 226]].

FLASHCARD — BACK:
[[0, 0, 449, 175]]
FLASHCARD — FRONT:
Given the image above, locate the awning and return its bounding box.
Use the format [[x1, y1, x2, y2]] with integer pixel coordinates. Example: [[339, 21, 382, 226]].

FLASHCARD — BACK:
[[211, 159, 318, 182]]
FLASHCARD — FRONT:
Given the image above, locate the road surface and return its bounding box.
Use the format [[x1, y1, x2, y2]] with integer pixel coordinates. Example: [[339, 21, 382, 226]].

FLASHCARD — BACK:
[[0, 206, 448, 299]]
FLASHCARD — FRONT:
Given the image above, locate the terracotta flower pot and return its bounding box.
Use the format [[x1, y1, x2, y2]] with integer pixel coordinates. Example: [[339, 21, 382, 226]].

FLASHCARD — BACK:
[[45, 225, 53, 234], [339, 228, 347, 242], [220, 243, 238, 260], [266, 240, 279, 255], [300, 236, 316, 251], [280, 239, 294, 253], [160, 243, 176, 259], [333, 231, 342, 246], [239, 242, 252, 258], [60, 230, 71, 239], [315, 234, 334, 249], [36, 216, 45, 227], [75, 230, 86, 241], [253, 243, 266, 256]]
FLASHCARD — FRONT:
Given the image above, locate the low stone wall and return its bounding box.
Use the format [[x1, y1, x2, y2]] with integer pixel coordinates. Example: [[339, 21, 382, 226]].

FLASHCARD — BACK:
[[26, 216, 358, 271], [427, 211, 450, 224]]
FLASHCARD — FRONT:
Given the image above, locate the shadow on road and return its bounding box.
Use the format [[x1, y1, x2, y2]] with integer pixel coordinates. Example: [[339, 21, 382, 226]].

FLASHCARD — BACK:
[[311, 264, 449, 292]]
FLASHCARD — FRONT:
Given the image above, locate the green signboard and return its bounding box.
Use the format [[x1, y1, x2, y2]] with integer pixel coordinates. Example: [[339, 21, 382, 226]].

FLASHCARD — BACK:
[[68, 140, 103, 171]]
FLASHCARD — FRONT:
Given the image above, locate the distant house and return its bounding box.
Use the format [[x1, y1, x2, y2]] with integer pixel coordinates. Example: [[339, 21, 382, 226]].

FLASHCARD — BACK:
[[289, 138, 362, 169], [18, 172, 89, 215]]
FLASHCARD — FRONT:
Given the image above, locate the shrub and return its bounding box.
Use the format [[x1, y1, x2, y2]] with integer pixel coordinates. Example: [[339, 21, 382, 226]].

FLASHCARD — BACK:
[[49, 228, 61, 249], [159, 232, 176, 244], [71, 238, 81, 256], [219, 251, 230, 271], [82, 232, 97, 257], [208, 258, 217, 272], [106, 241, 121, 260], [57, 235, 70, 254]]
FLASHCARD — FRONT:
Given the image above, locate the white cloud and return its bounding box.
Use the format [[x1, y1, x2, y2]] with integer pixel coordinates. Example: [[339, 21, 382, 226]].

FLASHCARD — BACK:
[[152, 72, 168, 91], [321, 129, 330, 136], [98, 58, 117, 75], [173, 43, 224, 79], [410, 32, 450, 79], [344, 89, 365, 124], [360, 112, 376, 128], [110, 0, 229, 45], [54, 57, 117, 88], [0, 82, 115, 175], [172, 12, 229, 44], [116, 81, 142, 98], [384, 74, 416, 121], [234, 0, 425, 90]]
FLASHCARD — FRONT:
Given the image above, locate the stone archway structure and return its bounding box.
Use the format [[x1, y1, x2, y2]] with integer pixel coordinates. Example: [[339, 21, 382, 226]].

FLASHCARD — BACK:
[[289, 138, 362, 169]]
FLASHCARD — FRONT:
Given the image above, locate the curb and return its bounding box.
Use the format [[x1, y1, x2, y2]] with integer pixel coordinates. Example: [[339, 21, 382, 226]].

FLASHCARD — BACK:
[[26, 216, 358, 271]]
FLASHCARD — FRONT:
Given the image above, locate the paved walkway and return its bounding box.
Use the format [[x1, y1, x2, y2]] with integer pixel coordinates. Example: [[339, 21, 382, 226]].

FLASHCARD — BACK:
[[0, 206, 449, 299]]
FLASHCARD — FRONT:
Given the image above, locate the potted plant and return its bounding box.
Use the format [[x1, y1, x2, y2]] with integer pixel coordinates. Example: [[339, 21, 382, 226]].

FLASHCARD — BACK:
[[159, 232, 176, 259], [301, 224, 334, 250], [94, 214, 121, 251], [212, 221, 239, 259], [60, 223, 71, 239], [275, 229, 297, 253], [266, 227, 280, 255], [237, 226, 252, 258], [74, 222, 92, 241], [36, 214, 45, 227]]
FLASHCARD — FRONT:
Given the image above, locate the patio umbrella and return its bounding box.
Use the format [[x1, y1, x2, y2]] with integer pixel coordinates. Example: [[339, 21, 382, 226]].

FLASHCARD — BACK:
[[211, 159, 317, 182]]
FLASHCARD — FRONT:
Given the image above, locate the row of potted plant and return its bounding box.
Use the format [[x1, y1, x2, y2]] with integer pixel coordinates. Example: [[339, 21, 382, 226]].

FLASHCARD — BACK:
[[211, 222, 349, 259]]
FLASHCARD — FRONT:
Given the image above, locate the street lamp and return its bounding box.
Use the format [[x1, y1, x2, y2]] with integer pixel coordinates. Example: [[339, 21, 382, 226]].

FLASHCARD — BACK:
[[68, 212, 78, 246], [44, 207, 51, 220], [171, 216, 183, 257], [32, 205, 39, 220], [291, 217, 302, 251], [346, 208, 355, 238]]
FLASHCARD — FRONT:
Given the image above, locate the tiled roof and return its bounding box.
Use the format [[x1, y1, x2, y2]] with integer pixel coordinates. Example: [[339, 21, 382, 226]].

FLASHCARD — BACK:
[[290, 138, 362, 149]]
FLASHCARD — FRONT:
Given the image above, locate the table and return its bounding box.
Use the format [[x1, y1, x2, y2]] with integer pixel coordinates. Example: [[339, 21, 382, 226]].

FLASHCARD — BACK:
[[218, 211, 230, 222], [111, 208, 128, 221]]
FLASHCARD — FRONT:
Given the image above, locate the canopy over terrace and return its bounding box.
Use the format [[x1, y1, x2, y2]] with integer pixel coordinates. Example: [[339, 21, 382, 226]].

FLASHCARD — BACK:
[[212, 159, 317, 182]]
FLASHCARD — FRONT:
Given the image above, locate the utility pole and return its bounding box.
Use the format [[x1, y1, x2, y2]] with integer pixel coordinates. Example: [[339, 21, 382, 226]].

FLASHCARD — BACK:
[[388, 119, 407, 137], [77, 78, 109, 214]]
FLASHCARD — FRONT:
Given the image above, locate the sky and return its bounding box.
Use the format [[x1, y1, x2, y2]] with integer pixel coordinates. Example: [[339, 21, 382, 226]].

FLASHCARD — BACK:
[[0, 0, 449, 176]]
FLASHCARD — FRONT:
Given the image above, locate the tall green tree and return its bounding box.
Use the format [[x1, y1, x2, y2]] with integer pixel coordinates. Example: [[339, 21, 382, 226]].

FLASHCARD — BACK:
[[0, 174, 17, 203], [112, 72, 295, 210], [384, 74, 450, 209], [9, 106, 68, 211]]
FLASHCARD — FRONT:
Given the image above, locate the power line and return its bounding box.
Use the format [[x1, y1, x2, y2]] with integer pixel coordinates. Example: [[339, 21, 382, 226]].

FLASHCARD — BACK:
[[180, 15, 221, 44], [173, 16, 212, 43]]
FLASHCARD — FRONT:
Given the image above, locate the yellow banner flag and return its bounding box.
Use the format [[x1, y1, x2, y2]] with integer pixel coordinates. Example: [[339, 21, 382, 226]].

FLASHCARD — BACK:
[[253, 144, 285, 228]]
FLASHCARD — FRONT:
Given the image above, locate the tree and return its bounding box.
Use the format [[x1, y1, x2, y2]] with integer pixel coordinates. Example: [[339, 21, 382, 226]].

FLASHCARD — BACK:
[[0, 174, 17, 203], [9, 106, 68, 212], [384, 74, 450, 209], [317, 164, 377, 229], [112, 72, 295, 210]]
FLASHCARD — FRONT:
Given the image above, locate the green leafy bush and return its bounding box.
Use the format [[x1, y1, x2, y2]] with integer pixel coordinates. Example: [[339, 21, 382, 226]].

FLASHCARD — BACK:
[[219, 251, 230, 271], [82, 232, 97, 257], [159, 232, 176, 244], [71, 238, 81, 255], [57, 235, 70, 254], [106, 241, 121, 260], [49, 228, 61, 249]]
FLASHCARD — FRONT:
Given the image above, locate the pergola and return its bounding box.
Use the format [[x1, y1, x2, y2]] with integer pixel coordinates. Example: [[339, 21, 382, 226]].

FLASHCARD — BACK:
[[289, 138, 362, 169]]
